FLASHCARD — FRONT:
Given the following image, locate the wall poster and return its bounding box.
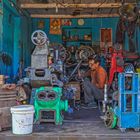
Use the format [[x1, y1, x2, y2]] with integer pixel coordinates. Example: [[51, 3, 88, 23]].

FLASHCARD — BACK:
[[100, 28, 112, 49], [50, 18, 62, 34]]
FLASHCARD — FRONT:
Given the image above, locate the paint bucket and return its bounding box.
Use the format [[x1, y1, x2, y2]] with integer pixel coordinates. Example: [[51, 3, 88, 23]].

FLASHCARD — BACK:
[[10, 105, 35, 135]]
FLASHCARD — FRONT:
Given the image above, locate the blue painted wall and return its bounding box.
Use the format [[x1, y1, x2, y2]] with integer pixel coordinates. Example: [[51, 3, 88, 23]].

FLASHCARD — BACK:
[[32, 18, 119, 45], [0, 0, 140, 78], [0, 1, 3, 51], [32, 17, 140, 54], [2, 2, 15, 76], [1, 0, 32, 79]]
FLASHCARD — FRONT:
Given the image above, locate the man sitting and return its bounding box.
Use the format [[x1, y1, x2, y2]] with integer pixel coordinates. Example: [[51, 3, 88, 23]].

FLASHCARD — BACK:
[[79, 55, 108, 107]]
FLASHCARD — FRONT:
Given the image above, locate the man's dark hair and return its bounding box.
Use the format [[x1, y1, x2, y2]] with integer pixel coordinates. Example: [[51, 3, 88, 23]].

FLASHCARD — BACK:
[[88, 55, 101, 64]]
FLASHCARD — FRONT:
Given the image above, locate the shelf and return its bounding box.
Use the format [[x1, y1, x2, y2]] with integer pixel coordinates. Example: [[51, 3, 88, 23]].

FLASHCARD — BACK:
[[62, 27, 92, 46], [62, 27, 91, 29], [62, 39, 92, 42]]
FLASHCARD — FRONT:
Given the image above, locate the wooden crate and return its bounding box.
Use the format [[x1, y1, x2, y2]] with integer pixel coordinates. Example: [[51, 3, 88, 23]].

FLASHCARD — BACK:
[[0, 90, 17, 107], [0, 89, 17, 131], [64, 82, 81, 100], [0, 107, 11, 131]]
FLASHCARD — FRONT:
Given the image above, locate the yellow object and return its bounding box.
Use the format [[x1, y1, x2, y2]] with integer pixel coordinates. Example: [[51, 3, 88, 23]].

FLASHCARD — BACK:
[[136, 68, 140, 73], [22, 101, 27, 104]]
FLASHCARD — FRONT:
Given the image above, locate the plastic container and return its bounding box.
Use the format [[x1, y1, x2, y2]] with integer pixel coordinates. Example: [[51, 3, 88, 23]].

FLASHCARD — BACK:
[[10, 105, 35, 135]]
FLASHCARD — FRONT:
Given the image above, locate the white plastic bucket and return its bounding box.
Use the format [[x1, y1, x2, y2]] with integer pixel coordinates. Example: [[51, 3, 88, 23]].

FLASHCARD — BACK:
[[10, 105, 35, 135]]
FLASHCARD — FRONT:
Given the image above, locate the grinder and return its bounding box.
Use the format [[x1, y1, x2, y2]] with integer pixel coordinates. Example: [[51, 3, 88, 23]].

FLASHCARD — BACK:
[[34, 87, 68, 125]]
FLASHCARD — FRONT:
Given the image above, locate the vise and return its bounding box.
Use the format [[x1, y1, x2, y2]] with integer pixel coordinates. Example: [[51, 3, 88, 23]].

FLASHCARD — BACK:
[[34, 87, 68, 125]]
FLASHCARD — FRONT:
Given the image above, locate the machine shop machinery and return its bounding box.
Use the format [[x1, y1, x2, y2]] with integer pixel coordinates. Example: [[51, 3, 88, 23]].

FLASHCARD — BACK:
[[65, 45, 95, 82], [108, 43, 139, 91], [26, 31, 68, 125], [104, 73, 140, 132], [26, 30, 63, 88], [34, 87, 68, 125]]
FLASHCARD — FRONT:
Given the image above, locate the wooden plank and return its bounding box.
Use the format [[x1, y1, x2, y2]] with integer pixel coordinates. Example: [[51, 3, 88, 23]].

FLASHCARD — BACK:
[[21, 3, 124, 9], [30, 13, 119, 18]]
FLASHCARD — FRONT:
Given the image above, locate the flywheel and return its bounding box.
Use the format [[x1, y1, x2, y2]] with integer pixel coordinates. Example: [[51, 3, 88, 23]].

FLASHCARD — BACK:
[[104, 108, 117, 129]]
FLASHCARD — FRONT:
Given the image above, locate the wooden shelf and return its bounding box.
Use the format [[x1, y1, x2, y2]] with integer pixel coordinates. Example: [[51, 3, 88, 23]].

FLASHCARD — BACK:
[[62, 39, 92, 42], [62, 27, 92, 46]]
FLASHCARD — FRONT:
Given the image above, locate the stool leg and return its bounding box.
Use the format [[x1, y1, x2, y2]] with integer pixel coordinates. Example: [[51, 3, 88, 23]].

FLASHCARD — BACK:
[[98, 100, 102, 111]]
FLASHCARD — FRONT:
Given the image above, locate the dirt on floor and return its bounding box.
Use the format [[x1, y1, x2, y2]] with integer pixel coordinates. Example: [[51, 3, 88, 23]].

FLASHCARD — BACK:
[[0, 108, 140, 140]]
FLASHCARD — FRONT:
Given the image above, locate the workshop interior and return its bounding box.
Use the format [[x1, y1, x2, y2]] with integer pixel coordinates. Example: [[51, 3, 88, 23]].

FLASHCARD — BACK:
[[0, 0, 140, 138]]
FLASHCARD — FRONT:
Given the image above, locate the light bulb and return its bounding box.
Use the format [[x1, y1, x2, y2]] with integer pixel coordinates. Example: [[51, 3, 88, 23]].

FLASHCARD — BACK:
[[56, 6, 58, 13]]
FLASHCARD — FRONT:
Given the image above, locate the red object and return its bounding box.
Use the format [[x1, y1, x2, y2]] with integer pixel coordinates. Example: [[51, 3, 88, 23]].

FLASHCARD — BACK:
[[108, 47, 140, 85], [108, 50, 124, 85], [123, 51, 140, 59]]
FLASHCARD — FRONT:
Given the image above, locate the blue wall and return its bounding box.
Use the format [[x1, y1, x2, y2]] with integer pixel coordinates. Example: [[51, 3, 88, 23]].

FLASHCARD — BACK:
[[32, 17, 140, 55], [0, 1, 3, 51], [32, 18, 119, 45], [1, 0, 32, 79], [0, 0, 140, 78]]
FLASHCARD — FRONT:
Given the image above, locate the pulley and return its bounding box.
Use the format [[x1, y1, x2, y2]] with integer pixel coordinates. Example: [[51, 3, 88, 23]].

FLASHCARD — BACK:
[[31, 30, 48, 46], [104, 108, 117, 129], [75, 45, 95, 61]]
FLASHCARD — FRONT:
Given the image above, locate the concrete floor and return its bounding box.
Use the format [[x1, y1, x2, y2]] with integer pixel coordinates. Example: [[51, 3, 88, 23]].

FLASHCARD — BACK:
[[0, 108, 140, 140]]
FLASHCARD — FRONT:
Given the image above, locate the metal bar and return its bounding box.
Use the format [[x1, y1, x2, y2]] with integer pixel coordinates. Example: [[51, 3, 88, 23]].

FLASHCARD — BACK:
[[21, 3, 124, 9], [30, 14, 119, 18]]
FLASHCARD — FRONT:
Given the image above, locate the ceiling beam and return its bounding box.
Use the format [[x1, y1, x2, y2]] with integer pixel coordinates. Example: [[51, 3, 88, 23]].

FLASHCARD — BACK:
[[30, 14, 119, 18], [21, 3, 125, 9]]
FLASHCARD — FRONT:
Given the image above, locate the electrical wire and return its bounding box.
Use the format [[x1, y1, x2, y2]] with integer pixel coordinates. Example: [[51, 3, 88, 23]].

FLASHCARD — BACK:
[[52, 0, 68, 7], [109, 8, 113, 14], [97, 0, 107, 8]]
